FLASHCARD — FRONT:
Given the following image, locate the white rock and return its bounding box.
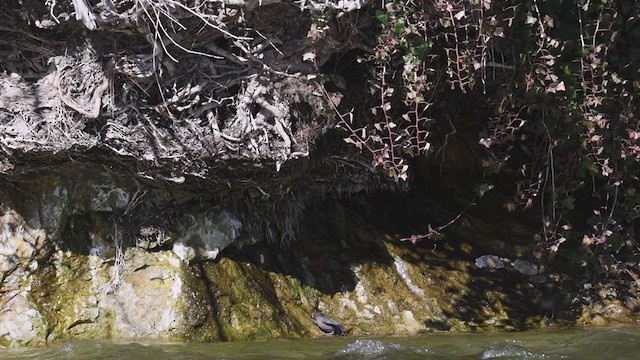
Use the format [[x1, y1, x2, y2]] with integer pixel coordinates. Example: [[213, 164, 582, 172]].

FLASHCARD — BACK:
[[398, 310, 423, 333], [475, 255, 505, 269], [172, 242, 196, 263], [512, 258, 538, 276], [172, 209, 242, 262], [393, 256, 425, 296], [0, 293, 45, 345]]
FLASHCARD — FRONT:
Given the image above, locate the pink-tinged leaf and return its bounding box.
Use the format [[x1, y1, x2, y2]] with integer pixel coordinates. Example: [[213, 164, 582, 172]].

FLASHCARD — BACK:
[[454, 10, 466, 20], [556, 81, 566, 91], [479, 138, 492, 148]]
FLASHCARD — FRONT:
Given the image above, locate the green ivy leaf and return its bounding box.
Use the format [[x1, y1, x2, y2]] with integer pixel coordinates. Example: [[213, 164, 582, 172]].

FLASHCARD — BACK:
[[583, 161, 599, 175], [609, 233, 625, 253], [394, 18, 406, 34], [375, 10, 388, 25]]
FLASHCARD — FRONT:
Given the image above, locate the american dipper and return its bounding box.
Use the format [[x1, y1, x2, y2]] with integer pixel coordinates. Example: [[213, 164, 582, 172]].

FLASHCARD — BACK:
[[312, 310, 345, 335], [540, 289, 561, 319]]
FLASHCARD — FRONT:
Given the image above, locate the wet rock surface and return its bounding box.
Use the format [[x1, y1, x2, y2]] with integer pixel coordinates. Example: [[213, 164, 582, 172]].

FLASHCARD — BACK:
[[1, 168, 640, 347]]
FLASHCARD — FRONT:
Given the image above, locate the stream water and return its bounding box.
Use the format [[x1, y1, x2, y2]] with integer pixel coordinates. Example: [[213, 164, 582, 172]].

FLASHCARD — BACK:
[[2, 327, 639, 359]]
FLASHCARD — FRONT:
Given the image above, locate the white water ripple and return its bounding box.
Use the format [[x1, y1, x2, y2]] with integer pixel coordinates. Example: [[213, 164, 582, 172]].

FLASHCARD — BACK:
[[482, 344, 551, 359], [335, 340, 431, 359]]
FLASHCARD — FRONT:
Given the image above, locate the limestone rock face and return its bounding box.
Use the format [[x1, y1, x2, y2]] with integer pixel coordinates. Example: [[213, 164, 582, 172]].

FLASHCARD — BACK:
[[0, 207, 46, 274], [0, 294, 47, 347], [96, 250, 184, 339], [0, 207, 49, 347], [0, 169, 250, 346], [0, 170, 468, 346], [2, 174, 640, 347]]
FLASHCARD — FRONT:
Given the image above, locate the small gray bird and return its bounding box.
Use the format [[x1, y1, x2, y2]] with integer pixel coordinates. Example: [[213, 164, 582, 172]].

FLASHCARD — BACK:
[[541, 289, 562, 319], [312, 310, 345, 336]]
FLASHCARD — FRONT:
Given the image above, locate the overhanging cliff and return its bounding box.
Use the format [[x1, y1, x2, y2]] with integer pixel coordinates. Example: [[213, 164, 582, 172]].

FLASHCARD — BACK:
[[1, 0, 389, 243], [2, 0, 640, 348]]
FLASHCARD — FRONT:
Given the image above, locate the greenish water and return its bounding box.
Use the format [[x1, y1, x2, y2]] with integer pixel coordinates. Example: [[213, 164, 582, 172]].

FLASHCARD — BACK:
[[3, 328, 640, 359]]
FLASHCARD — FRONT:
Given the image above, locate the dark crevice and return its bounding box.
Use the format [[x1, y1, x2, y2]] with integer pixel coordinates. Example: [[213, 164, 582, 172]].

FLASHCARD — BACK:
[[194, 262, 227, 341]]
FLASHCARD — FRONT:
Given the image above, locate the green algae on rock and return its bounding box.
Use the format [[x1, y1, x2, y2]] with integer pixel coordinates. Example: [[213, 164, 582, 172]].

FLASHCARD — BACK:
[[3, 185, 640, 347]]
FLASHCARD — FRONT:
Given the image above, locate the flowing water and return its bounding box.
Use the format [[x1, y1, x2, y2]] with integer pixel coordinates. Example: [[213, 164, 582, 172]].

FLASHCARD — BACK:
[[2, 327, 639, 359]]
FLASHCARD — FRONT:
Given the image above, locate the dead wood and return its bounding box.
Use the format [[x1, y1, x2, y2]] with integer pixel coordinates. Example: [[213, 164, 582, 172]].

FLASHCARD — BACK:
[[0, 0, 387, 242]]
